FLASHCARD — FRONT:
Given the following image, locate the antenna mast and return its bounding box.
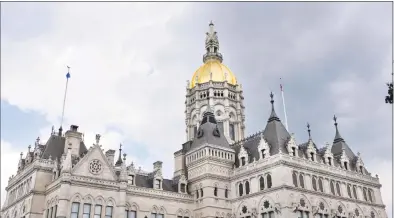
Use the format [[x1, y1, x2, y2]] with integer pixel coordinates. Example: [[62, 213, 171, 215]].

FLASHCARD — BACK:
[[60, 66, 71, 128], [280, 78, 289, 131]]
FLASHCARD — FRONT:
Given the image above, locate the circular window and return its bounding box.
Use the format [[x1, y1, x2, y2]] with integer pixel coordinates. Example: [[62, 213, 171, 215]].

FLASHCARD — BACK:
[[89, 159, 103, 175]]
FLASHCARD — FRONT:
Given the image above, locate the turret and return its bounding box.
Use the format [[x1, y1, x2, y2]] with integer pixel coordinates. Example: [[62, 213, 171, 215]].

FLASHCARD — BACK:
[[64, 125, 83, 157]]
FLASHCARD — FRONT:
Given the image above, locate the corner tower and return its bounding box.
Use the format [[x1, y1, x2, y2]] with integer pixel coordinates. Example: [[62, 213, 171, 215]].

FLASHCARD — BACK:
[[185, 21, 246, 144]]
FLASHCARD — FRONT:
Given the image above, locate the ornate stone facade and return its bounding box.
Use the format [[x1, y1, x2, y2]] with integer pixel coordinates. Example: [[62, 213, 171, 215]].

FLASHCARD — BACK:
[[1, 22, 387, 218]]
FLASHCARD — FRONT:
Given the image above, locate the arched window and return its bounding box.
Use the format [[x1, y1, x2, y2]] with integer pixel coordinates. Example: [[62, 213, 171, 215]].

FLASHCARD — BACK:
[[266, 174, 272, 188], [371, 211, 375, 218], [363, 188, 368, 201], [229, 123, 235, 141], [330, 181, 335, 195], [368, 189, 374, 203], [259, 177, 265, 190], [299, 174, 305, 188], [214, 186, 218, 197], [225, 188, 228, 198], [353, 185, 358, 200], [292, 172, 298, 187], [318, 178, 323, 192], [347, 185, 352, 198], [260, 200, 275, 218], [312, 177, 317, 191], [316, 202, 329, 218], [336, 182, 341, 196], [196, 190, 199, 199], [200, 188, 204, 197], [296, 198, 310, 218], [238, 183, 243, 197], [245, 181, 250, 195]]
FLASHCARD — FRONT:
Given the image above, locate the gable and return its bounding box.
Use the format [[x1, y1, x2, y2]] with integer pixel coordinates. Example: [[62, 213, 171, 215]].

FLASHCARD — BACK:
[[72, 146, 117, 181]]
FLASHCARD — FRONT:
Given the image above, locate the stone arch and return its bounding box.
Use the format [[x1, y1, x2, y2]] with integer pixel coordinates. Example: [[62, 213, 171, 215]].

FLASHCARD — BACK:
[[297, 194, 312, 210], [151, 205, 159, 214], [257, 195, 276, 213], [369, 207, 379, 218], [335, 201, 347, 217], [94, 196, 105, 205], [83, 194, 94, 204], [125, 202, 132, 210], [314, 198, 330, 214], [184, 210, 191, 217], [229, 111, 237, 122], [129, 202, 139, 211], [106, 198, 116, 207], [176, 209, 184, 217], [353, 204, 364, 217], [159, 206, 167, 215], [50, 198, 56, 207], [236, 201, 252, 216], [71, 193, 82, 203]]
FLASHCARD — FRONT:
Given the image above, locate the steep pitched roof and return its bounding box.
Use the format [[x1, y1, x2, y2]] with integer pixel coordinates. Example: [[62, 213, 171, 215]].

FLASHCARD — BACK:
[[41, 134, 88, 160], [189, 97, 231, 151]]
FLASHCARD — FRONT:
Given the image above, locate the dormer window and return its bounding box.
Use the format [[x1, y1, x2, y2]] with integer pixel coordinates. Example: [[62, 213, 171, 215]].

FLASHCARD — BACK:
[[292, 147, 296, 156], [344, 162, 348, 170], [180, 184, 186, 193], [359, 166, 363, 174], [241, 157, 246, 166], [261, 149, 266, 159], [328, 157, 332, 166], [214, 187, 218, 196], [128, 175, 135, 185], [155, 179, 161, 189], [310, 152, 315, 161]]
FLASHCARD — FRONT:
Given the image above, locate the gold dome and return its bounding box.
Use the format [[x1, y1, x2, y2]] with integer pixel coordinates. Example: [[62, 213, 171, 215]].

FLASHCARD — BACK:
[[190, 59, 237, 89]]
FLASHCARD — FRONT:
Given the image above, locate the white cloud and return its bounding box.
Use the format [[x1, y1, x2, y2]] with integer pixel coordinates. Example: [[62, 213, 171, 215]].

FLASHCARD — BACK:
[[1, 140, 21, 207]]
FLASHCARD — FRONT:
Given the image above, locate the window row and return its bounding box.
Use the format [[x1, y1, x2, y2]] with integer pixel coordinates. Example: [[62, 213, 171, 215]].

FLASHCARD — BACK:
[[292, 171, 375, 203], [238, 174, 272, 197], [8, 177, 32, 205], [46, 205, 58, 218], [195, 187, 229, 199], [71, 202, 113, 218]]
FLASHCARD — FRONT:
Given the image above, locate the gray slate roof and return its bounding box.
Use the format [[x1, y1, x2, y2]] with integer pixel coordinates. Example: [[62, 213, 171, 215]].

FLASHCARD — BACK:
[[41, 134, 88, 161], [190, 105, 231, 151]]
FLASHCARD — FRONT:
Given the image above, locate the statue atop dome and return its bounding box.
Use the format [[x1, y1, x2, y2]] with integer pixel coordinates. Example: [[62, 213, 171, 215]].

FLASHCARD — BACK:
[[203, 21, 223, 63]]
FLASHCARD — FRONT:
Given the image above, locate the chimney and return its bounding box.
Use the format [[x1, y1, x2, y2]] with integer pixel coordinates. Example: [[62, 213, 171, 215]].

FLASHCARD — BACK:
[[64, 124, 83, 156], [70, 125, 79, 132], [153, 161, 163, 171], [105, 150, 116, 166]]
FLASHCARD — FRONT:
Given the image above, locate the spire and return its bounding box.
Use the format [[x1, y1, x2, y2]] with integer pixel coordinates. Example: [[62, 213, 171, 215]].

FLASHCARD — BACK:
[[333, 115, 344, 143], [203, 21, 223, 63], [268, 92, 280, 122], [115, 144, 123, 166], [307, 123, 312, 140]]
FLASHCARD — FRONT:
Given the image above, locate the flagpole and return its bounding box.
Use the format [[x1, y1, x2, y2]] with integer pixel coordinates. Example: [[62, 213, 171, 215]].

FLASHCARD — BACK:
[[280, 78, 289, 131], [60, 66, 71, 128]]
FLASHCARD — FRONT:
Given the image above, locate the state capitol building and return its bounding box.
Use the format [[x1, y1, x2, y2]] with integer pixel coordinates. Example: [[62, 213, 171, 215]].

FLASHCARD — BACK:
[[0, 22, 388, 218]]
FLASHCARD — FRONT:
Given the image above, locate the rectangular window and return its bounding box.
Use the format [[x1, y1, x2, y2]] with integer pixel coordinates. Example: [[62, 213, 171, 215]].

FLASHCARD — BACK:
[[71, 202, 80, 218], [180, 184, 186, 193], [155, 179, 161, 189], [49, 207, 53, 218], [83, 204, 91, 218], [54, 205, 58, 218], [128, 175, 134, 185], [94, 205, 102, 218], [105, 206, 113, 218], [151, 213, 156, 218], [193, 126, 197, 138], [151, 213, 164, 218], [126, 210, 136, 218]]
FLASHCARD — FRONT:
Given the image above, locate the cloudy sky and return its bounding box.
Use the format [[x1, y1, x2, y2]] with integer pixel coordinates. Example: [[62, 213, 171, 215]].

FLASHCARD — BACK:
[[1, 1, 392, 216]]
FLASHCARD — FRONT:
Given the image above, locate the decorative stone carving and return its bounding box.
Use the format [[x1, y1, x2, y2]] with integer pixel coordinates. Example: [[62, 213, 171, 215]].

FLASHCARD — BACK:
[[89, 159, 103, 175]]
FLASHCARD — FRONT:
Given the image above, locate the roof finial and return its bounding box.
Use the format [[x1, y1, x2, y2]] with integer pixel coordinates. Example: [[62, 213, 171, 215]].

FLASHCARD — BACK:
[[268, 92, 281, 122], [204, 21, 222, 63], [115, 144, 123, 166], [307, 123, 311, 140], [51, 126, 55, 135], [123, 153, 127, 161], [95, 134, 101, 146], [333, 115, 338, 127], [28, 144, 31, 153], [58, 126, 63, 136], [333, 114, 344, 143], [270, 92, 274, 105], [20, 152, 23, 159]]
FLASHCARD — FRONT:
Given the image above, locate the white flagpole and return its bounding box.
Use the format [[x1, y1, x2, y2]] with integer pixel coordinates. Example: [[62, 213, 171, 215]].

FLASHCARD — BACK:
[[60, 66, 71, 128], [280, 78, 289, 131]]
